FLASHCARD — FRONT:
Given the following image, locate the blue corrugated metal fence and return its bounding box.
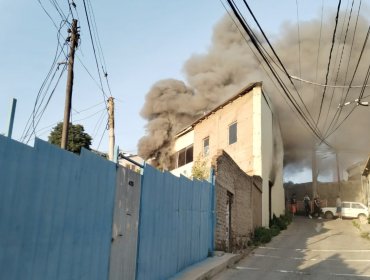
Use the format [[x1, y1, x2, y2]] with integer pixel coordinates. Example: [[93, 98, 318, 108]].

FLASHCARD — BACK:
[[136, 164, 213, 280], [0, 136, 116, 280], [0, 135, 215, 280]]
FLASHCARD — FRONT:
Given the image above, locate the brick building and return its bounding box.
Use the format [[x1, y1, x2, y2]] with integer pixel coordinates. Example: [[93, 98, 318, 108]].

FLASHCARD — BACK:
[[171, 82, 284, 227], [212, 151, 262, 251]]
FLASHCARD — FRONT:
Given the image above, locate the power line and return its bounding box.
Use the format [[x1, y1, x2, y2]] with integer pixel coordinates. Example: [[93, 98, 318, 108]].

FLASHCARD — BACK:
[[82, 0, 109, 102], [37, 0, 62, 30], [23, 64, 68, 144], [72, 101, 106, 114], [38, 0, 110, 105], [20, 30, 68, 142], [31, 103, 107, 138], [49, 0, 69, 22], [92, 109, 107, 139], [316, 0, 342, 125], [86, 0, 107, 71], [289, 75, 370, 88], [225, 0, 326, 144], [324, 25, 370, 138], [85, 0, 113, 96], [31, 0, 113, 149], [322, 0, 355, 134], [313, 0, 325, 118], [357, 62, 370, 102], [96, 119, 108, 150], [219, 0, 324, 140], [328, 0, 362, 134], [295, 0, 302, 86], [239, 0, 321, 137]]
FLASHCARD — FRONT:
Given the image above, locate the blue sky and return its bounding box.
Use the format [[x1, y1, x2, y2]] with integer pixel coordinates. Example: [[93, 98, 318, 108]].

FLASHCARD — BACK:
[[0, 0, 338, 164]]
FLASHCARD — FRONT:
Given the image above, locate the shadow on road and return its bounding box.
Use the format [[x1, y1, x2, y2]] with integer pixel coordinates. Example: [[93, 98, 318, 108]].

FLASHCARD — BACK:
[[214, 216, 370, 279]]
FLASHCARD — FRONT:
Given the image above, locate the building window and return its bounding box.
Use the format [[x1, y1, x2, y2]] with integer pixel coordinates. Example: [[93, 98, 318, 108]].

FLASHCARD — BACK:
[[178, 149, 186, 167], [176, 144, 194, 168], [229, 122, 237, 145], [186, 145, 193, 163], [203, 137, 209, 156]]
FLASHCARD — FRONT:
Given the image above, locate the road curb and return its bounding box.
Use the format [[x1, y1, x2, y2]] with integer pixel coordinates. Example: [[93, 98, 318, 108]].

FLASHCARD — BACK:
[[170, 250, 251, 280]]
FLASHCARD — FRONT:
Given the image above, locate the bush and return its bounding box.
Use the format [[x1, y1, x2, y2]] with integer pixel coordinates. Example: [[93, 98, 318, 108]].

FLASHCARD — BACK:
[[270, 225, 280, 236], [280, 213, 292, 226], [270, 214, 289, 230], [252, 213, 292, 246], [253, 227, 272, 244]]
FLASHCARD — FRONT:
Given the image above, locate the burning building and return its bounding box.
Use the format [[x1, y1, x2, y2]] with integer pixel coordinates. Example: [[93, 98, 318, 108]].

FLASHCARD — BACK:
[[171, 82, 284, 227]]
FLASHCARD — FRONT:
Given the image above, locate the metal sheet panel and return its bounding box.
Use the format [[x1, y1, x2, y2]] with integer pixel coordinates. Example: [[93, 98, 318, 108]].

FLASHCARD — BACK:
[[136, 165, 213, 280], [0, 136, 116, 280], [109, 166, 141, 280]]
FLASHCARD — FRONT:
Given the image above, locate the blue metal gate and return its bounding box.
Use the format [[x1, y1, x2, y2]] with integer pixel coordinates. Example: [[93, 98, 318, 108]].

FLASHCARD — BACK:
[[136, 164, 214, 280]]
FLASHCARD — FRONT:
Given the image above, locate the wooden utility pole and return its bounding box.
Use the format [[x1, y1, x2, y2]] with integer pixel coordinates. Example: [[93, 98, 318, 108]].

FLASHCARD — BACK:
[[108, 97, 115, 161], [61, 19, 79, 150]]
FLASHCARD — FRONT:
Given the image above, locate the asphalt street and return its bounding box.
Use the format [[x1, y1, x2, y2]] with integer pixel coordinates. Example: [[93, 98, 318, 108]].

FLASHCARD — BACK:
[[213, 216, 370, 279]]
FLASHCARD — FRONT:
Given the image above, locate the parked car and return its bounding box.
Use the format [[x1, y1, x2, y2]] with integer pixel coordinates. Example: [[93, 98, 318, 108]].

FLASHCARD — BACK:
[[322, 201, 369, 219]]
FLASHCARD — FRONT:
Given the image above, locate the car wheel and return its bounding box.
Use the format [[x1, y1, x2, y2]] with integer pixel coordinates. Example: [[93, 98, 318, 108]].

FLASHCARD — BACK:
[[358, 214, 367, 223], [325, 211, 334, 219]]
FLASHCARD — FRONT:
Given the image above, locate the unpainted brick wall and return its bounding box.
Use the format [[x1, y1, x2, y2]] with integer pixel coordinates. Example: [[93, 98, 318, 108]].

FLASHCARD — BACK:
[[212, 150, 262, 252]]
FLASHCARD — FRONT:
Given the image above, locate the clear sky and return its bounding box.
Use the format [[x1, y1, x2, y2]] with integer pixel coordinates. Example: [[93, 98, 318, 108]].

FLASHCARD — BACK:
[[0, 0, 338, 160]]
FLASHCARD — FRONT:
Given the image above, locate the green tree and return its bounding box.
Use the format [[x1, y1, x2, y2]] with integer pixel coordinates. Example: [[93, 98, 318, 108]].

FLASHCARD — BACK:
[[191, 155, 209, 180], [48, 122, 92, 154]]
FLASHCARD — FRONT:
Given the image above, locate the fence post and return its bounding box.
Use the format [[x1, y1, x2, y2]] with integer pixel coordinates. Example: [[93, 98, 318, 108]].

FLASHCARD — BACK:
[[209, 168, 216, 256], [135, 163, 146, 280], [6, 98, 17, 138]]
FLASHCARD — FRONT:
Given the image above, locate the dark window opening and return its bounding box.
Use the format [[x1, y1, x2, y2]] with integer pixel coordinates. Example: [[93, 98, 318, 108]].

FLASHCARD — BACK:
[[176, 144, 194, 168], [229, 122, 237, 145], [178, 149, 186, 167], [186, 145, 193, 163], [203, 137, 209, 156]]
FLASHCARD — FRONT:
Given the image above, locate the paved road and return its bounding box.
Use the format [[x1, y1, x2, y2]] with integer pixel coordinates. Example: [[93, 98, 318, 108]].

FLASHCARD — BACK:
[[213, 217, 370, 279]]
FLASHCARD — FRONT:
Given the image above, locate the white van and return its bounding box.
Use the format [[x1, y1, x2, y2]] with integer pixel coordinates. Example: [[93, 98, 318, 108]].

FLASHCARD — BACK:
[[322, 202, 369, 219]]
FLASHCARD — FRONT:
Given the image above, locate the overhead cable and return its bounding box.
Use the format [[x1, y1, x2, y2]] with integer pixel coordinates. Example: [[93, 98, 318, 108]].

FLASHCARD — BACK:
[[225, 0, 327, 144], [316, 0, 342, 125], [290, 75, 370, 88]]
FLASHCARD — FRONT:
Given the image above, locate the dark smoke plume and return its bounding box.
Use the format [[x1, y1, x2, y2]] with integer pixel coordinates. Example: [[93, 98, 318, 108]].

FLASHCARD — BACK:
[[138, 11, 370, 176]]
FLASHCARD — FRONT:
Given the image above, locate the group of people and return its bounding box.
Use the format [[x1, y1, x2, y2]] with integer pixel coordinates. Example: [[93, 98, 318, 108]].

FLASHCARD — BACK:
[[290, 193, 342, 219]]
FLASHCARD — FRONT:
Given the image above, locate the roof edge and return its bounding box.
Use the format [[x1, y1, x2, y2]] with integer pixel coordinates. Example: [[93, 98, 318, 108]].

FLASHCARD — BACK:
[[175, 81, 262, 138]]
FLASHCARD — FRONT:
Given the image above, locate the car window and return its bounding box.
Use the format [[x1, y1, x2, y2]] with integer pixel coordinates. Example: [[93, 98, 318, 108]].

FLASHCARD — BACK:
[[352, 203, 364, 209], [342, 202, 350, 208]]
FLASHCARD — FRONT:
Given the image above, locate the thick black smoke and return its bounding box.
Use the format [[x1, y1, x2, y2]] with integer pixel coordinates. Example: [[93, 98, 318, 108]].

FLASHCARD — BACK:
[[138, 12, 370, 176]]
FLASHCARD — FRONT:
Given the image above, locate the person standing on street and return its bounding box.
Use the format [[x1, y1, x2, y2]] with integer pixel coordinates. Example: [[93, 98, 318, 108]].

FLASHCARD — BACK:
[[290, 193, 297, 216], [304, 193, 312, 218], [336, 195, 342, 219], [313, 197, 322, 219]]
